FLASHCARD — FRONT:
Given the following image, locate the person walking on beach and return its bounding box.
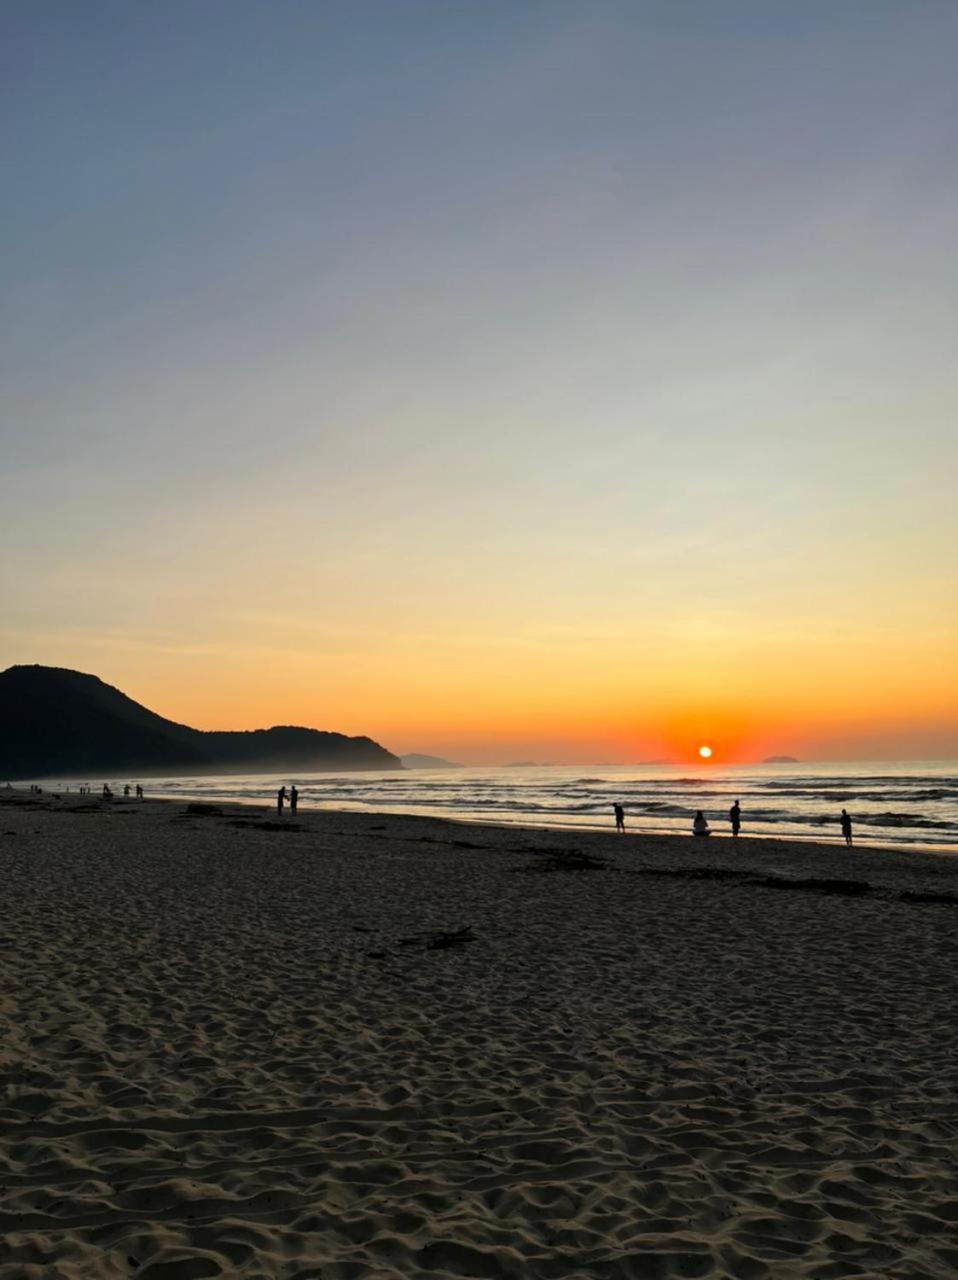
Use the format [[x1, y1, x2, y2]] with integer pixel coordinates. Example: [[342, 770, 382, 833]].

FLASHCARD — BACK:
[[613, 802, 625, 833], [841, 808, 853, 847], [730, 800, 741, 837], [290, 785, 299, 815], [277, 785, 286, 816], [693, 810, 711, 837]]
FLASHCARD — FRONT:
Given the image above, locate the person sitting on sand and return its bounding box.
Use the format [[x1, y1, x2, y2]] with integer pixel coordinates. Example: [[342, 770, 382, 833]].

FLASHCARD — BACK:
[[613, 802, 625, 833], [277, 785, 286, 815], [693, 810, 711, 838], [841, 808, 853, 847], [730, 800, 741, 837]]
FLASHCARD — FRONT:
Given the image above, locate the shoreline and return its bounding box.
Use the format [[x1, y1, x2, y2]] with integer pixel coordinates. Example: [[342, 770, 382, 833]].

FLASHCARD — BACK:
[[6, 782, 957, 857], [4, 787, 958, 891]]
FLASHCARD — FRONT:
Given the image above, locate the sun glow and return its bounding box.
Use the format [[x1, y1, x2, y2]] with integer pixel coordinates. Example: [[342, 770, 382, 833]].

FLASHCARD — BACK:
[[698, 745, 713, 759]]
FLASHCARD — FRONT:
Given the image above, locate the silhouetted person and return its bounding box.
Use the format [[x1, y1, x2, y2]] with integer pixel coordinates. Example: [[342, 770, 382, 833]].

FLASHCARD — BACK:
[[102, 784, 112, 799], [613, 802, 625, 833], [277, 785, 286, 815], [841, 808, 853, 847], [693, 810, 710, 837], [290, 785, 299, 815], [730, 800, 741, 837], [136, 784, 143, 800], [123, 784, 130, 798]]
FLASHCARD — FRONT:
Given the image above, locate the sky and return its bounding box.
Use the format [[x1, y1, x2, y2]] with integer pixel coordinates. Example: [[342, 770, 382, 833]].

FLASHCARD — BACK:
[[1, 1, 956, 764]]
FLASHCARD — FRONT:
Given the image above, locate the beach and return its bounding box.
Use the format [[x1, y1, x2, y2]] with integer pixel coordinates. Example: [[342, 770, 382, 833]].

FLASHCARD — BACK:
[[2, 790, 957, 1279]]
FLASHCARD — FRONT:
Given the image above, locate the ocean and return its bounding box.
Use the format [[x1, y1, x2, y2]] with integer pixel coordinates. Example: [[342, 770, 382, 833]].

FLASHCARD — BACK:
[[46, 761, 958, 851]]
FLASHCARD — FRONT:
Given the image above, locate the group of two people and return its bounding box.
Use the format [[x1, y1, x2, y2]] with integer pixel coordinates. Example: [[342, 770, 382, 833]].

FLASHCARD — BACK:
[[277, 784, 299, 814], [693, 800, 742, 838]]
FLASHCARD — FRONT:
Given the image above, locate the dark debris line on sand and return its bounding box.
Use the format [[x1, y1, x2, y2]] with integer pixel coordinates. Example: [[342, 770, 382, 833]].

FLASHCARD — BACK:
[[170, 800, 958, 905], [512, 847, 609, 873]]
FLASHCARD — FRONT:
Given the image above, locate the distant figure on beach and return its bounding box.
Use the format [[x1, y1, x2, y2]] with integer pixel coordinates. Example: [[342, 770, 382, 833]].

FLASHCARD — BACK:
[[290, 785, 299, 815], [841, 808, 853, 846], [277, 785, 286, 815], [730, 800, 741, 837], [135, 784, 143, 800], [123, 784, 130, 797], [613, 802, 625, 833], [102, 784, 112, 799], [693, 810, 711, 838]]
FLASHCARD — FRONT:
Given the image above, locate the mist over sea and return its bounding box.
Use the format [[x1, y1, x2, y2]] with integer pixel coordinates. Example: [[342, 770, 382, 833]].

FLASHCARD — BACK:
[[47, 762, 958, 850]]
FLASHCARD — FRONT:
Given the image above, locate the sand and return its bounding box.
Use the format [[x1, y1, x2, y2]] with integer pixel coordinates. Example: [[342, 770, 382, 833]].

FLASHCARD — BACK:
[[1, 790, 957, 1279]]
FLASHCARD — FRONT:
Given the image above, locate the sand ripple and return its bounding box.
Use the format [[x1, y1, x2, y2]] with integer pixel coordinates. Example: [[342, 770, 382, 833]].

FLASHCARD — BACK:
[[1, 798, 957, 1277]]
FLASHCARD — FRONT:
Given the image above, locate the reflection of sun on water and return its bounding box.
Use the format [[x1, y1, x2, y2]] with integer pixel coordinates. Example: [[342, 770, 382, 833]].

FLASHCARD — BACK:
[[698, 745, 713, 759]]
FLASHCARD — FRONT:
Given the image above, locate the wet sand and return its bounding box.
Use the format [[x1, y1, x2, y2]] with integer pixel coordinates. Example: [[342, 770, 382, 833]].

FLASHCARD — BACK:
[[2, 789, 957, 1278]]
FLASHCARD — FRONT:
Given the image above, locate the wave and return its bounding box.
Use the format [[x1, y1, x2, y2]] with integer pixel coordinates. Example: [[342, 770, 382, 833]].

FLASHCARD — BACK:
[[857, 812, 957, 830]]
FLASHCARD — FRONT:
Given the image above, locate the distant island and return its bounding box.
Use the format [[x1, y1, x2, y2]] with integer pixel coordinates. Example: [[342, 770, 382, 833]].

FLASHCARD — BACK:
[[763, 755, 800, 764], [400, 753, 462, 769], [0, 665, 401, 778]]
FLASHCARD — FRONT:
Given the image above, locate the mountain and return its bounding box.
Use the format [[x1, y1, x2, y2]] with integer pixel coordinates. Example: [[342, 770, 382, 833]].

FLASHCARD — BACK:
[[0, 666, 401, 778], [400, 753, 461, 769]]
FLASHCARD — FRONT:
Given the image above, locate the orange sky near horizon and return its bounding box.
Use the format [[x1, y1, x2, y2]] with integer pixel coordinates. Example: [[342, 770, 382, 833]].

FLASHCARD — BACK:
[[8, 598, 955, 763]]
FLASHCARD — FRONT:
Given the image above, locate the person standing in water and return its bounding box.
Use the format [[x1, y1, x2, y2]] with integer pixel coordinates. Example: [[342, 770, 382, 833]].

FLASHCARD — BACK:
[[613, 803, 625, 833], [840, 809, 853, 847], [730, 800, 741, 838], [277, 785, 286, 816]]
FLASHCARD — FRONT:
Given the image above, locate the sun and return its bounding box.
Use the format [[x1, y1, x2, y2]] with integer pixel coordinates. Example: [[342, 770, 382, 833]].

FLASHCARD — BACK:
[[698, 745, 713, 759]]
